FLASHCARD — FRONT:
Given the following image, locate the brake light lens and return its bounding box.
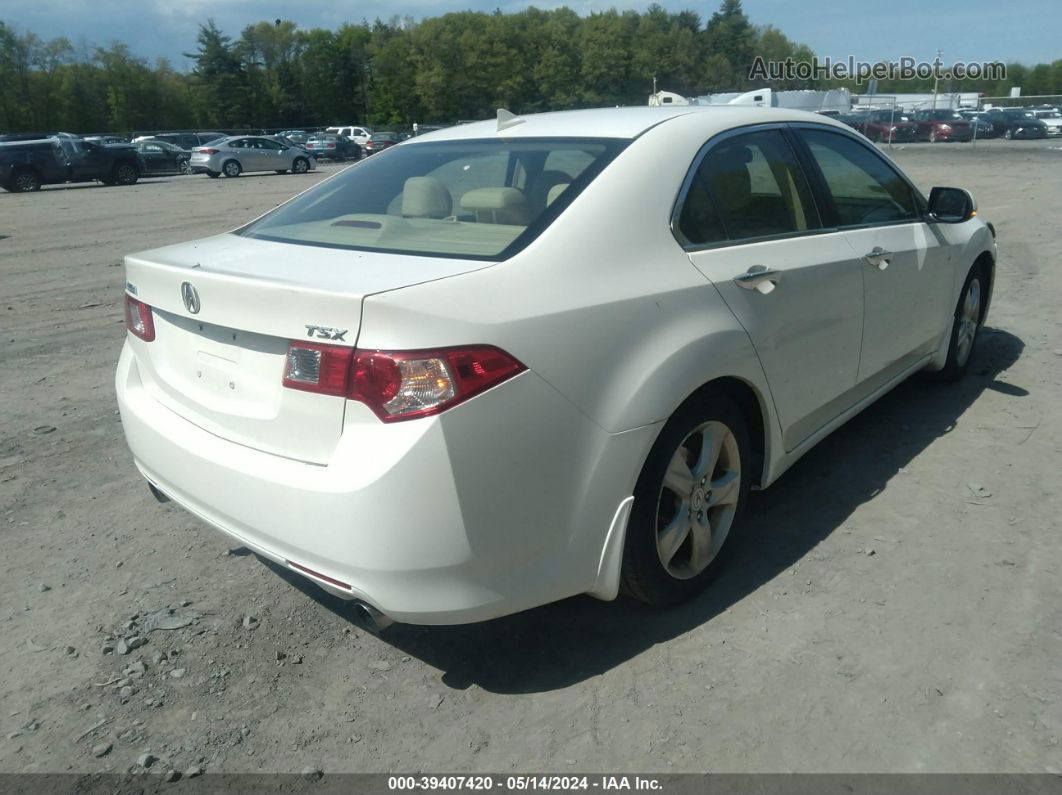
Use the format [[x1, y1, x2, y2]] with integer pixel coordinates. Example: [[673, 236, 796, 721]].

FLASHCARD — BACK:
[[280, 343, 525, 421], [124, 295, 155, 341], [197, 148, 219, 155], [350, 346, 525, 421]]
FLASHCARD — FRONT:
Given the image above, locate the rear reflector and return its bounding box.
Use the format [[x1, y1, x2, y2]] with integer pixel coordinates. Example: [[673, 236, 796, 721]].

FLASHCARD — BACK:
[[124, 294, 155, 342], [287, 560, 352, 590]]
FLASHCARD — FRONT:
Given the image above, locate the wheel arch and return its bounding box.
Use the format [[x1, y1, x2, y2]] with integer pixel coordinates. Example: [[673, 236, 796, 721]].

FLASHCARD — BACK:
[[972, 248, 994, 322], [663, 375, 771, 489], [8, 165, 43, 189]]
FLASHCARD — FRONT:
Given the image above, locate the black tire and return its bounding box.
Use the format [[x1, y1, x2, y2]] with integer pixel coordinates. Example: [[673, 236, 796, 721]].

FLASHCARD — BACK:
[[291, 157, 309, 174], [206, 171, 220, 179], [222, 160, 242, 178], [621, 391, 752, 606], [113, 162, 139, 185], [10, 169, 42, 192], [928, 264, 987, 382]]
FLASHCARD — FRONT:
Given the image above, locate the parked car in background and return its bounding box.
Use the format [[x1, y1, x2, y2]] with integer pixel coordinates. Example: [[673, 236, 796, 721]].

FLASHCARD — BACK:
[[135, 132, 227, 150], [1, 135, 141, 192], [305, 134, 360, 161], [840, 110, 918, 143], [85, 134, 131, 145], [364, 131, 400, 154], [116, 106, 994, 626], [910, 109, 973, 142], [982, 109, 1048, 139], [957, 111, 996, 138], [1031, 108, 1062, 136], [134, 140, 191, 175], [326, 126, 372, 146], [189, 135, 316, 178], [277, 130, 311, 145], [266, 135, 314, 156]]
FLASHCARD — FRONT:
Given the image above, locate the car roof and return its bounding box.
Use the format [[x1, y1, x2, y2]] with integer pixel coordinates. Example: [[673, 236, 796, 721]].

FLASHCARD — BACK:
[[413, 106, 853, 143]]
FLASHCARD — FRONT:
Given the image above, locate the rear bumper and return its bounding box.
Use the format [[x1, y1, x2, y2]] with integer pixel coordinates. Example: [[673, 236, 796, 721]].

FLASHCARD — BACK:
[[116, 342, 652, 624]]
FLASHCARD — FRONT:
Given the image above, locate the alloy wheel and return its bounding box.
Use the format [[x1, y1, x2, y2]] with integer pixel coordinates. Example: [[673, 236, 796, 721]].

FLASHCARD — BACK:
[[15, 172, 40, 192], [655, 420, 741, 580], [955, 277, 981, 367]]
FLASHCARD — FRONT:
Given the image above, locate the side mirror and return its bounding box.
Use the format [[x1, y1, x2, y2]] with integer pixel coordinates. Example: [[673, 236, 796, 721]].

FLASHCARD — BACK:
[[928, 186, 976, 223]]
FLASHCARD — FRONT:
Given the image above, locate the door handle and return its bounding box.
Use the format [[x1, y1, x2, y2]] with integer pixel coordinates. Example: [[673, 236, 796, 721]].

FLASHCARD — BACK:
[[864, 247, 892, 270], [733, 265, 782, 294]]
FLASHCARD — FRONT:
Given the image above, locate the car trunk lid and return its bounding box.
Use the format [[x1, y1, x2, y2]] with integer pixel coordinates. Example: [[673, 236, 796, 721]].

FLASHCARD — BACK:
[[124, 233, 490, 464]]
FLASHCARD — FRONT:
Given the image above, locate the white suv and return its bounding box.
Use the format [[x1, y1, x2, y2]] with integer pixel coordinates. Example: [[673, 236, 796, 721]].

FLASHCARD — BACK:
[[326, 126, 372, 146], [117, 106, 995, 627]]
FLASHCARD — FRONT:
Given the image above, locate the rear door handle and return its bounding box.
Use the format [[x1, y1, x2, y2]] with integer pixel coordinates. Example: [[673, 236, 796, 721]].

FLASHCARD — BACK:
[[864, 247, 892, 270], [733, 265, 782, 294]]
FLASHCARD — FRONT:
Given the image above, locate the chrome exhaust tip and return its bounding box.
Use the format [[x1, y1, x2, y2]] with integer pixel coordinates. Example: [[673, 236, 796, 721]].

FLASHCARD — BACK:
[[353, 601, 394, 633]]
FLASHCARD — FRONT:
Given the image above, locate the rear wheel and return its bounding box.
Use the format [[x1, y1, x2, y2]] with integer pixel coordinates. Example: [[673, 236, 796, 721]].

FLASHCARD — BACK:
[[292, 157, 309, 174], [206, 170, 220, 179], [113, 163, 139, 185], [622, 392, 751, 606], [179, 160, 192, 175], [222, 160, 242, 178], [10, 170, 42, 192]]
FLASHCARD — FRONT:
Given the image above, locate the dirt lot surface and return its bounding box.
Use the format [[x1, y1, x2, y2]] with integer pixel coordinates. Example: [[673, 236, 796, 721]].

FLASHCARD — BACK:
[[1, 140, 1061, 778]]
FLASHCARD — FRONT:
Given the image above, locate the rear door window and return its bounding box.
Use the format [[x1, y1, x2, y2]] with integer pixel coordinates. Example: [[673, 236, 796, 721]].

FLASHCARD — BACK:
[[676, 129, 820, 246]]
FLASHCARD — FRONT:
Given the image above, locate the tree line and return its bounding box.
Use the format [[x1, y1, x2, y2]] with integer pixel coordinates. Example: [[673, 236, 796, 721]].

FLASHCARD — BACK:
[[1, 3, 1059, 135]]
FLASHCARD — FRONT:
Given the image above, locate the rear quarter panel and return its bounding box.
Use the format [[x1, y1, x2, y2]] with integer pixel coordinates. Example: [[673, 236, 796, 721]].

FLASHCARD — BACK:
[[358, 114, 782, 476]]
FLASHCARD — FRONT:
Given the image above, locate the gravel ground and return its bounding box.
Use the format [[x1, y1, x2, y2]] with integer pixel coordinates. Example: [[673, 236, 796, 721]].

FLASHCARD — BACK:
[[1, 140, 1061, 777]]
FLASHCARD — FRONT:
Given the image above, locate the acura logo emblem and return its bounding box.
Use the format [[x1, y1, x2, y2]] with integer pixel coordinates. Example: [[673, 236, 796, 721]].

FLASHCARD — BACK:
[[181, 281, 201, 314]]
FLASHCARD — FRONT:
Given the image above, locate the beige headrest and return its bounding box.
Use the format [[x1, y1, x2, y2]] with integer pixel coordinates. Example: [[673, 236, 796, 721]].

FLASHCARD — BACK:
[[401, 177, 452, 219], [460, 187, 530, 225], [545, 183, 569, 207]]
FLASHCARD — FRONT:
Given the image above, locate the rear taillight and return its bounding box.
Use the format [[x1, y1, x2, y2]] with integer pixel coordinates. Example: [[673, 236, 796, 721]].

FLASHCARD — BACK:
[[197, 148, 219, 155], [124, 295, 155, 342], [282, 342, 352, 396], [281, 343, 525, 422], [351, 346, 525, 421], [326, 143, 335, 148]]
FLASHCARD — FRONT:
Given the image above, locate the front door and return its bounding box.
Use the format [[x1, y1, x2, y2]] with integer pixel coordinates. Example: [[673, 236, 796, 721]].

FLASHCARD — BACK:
[[679, 128, 865, 450], [795, 128, 950, 382], [138, 143, 171, 174]]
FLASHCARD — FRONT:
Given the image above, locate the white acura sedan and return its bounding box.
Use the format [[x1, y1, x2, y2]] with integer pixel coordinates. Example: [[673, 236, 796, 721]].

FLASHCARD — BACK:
[[117, 106, 995, 627]]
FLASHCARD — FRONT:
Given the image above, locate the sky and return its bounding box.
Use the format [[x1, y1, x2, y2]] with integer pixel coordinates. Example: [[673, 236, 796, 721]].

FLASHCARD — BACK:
[[2, 0, 1058, 72]]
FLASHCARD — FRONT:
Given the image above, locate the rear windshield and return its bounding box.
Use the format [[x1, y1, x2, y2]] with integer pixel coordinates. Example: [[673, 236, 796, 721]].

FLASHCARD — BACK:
[[238, 137, 627, 260]]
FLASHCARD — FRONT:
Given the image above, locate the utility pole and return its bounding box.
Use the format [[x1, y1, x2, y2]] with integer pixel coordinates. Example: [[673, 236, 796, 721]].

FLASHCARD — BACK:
[[932, 49, 942, 109]]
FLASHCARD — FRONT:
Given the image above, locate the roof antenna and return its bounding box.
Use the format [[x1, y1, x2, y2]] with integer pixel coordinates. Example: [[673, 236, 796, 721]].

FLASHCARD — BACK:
[[497, 109, 525, 132]]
